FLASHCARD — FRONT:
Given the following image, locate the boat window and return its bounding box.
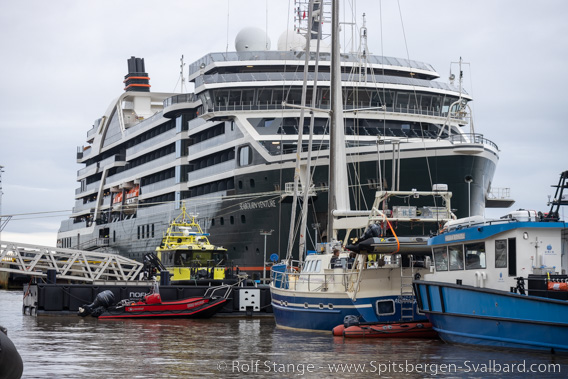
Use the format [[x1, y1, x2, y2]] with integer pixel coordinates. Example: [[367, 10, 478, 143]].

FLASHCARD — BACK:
[[314, 260, 322, 273], [465, 242, 486, 269], [375, 299, 395, 316], [449, 245, 464, 270], [433, 247, 448, 271], [495, 239, 507, 268], [304, 261, 313, 272]]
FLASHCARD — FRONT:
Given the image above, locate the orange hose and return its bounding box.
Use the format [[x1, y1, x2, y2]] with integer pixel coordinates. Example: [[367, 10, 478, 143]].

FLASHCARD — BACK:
[[385, 219, 400, 254]]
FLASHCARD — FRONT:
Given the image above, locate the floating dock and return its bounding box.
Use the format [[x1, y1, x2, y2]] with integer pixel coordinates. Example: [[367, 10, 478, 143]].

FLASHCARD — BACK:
[[23, 280, 273, 317]]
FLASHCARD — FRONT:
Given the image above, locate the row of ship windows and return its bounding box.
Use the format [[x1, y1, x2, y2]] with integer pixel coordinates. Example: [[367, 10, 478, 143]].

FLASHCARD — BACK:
[[206, 88, 461, 114], [211, 214, 246, 226], [137, 224, 155, 239]]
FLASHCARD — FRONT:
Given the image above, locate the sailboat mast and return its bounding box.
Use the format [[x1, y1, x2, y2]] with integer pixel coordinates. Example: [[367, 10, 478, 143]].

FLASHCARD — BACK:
[[327, 0, 350, 242], [285, 0, 314, 262]]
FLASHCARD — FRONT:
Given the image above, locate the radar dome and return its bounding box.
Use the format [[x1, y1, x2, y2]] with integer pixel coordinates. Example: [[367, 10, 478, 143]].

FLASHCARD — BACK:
[[277, 31, 306, 52], [235, 27, 271, 52]]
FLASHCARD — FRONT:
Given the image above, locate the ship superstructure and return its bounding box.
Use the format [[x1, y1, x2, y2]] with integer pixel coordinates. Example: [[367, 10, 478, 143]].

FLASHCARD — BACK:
[[58, 25, 500, 276]]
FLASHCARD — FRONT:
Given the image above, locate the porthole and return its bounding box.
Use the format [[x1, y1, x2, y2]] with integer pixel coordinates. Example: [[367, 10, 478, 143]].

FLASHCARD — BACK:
[[304, 302, 309, 308]]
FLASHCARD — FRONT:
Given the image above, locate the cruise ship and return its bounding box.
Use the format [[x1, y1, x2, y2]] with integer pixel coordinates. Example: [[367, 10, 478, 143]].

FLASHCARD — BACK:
[[57, 20, 501, 276]]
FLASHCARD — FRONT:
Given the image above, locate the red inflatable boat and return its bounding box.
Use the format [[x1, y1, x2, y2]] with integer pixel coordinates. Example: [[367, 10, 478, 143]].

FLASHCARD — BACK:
[[333, 321, 438, 338]]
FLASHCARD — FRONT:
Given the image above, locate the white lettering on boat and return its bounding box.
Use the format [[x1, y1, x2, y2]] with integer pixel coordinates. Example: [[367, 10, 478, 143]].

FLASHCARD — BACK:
[[445, 233, 466, 242], [239, 200, 276, 210]]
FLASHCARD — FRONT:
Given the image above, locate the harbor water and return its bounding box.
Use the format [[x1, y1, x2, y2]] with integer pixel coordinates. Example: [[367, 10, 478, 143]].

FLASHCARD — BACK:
[[1, 290, 568, 378]]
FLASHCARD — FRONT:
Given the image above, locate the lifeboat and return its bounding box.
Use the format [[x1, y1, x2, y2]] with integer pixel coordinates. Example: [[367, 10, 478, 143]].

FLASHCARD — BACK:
[[333, 321, 438, 338]]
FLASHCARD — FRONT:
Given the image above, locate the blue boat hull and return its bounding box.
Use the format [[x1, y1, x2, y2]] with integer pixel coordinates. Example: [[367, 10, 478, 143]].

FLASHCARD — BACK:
[[414, 281, 568, 352], [271, 291, 426, 331]]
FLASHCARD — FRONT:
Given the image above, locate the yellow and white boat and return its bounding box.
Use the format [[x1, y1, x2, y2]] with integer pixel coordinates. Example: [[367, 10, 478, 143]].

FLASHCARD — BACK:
[[156, 204, 229, 281]]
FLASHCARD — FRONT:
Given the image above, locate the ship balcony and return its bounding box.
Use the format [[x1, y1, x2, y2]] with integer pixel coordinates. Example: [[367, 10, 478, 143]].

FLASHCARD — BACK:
[[188, 160, 235, 183], [75, 181, 100, 196], [449, 133, 499, 154], [73, 196, 111, 213], [188, 130, 239, 155], [140, 177, 177, 196], [77, 163, 99, 180], [126, 128, 178, 156], [106, 153, 177, 186], [163, 93, 199, 118], [77, 154, 126, 181], [87, 125, 97, 140], [76, 146, 93, 162]]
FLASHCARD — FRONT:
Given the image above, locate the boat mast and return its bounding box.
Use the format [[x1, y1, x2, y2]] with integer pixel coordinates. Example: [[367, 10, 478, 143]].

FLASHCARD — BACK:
[[285, 0, 315, 262], [298, 1, 323, 261], [327, 0, 350, 242]]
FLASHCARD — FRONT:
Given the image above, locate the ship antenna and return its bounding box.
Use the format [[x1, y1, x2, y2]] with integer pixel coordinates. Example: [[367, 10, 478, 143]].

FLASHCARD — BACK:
[[179, 55, 186, 93]]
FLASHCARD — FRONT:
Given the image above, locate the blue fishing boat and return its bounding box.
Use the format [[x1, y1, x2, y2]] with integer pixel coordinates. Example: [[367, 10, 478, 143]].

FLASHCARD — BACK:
[[414, 170, 568, 352]]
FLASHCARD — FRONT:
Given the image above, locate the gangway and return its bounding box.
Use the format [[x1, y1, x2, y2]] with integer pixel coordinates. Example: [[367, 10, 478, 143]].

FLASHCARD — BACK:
[[0, 241, 144, 282]]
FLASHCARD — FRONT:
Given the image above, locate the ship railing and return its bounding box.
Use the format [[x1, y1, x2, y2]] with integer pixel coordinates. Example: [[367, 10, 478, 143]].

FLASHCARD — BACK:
[[163, 93, 198, 108], [126, 128, 178, 156], [74, 238, 109, 251], [284, 182, 316, 197], [487, 187, 511, 200], [194, 71, 456, 94], [188, 51, 435, 78], [448, 133, 499, 150], [200, 100, 464, 123]]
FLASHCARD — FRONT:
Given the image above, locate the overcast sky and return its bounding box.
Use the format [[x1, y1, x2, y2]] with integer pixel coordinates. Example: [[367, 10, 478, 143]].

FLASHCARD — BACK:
[[0, 0, 566, 246]]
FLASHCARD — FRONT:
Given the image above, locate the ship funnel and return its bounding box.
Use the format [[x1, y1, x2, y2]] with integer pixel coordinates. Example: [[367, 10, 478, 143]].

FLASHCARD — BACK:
[[124, 56, 151, 92]]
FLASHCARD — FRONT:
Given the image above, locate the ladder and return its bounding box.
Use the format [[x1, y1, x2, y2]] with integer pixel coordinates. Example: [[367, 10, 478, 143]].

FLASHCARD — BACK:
[[399, 254, 415, 321]]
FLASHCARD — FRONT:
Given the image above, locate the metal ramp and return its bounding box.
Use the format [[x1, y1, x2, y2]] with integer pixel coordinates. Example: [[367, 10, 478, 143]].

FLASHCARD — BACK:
[[399, 255, 415, 321], [0, 241, 143, 282]]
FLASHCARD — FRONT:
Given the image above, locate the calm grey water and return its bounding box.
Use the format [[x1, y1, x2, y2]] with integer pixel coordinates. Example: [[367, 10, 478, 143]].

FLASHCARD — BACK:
[[1, 290, 568, 378]]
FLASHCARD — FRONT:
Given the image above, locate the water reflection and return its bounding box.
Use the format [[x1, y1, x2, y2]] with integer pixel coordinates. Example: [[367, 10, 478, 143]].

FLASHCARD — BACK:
[[2, 289, 568, 378]]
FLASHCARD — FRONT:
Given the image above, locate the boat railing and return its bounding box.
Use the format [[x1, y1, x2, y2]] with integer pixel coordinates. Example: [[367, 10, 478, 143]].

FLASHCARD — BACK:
[[448, 133, 499, 150], [203, 284, 233, 299], [271, 265, 361, 292]]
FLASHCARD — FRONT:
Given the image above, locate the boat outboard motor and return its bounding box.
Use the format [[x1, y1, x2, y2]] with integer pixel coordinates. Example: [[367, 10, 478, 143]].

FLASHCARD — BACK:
[[78, 290, 116, 317], [343, 315, 361, 328], [0, 325, 23, 379]]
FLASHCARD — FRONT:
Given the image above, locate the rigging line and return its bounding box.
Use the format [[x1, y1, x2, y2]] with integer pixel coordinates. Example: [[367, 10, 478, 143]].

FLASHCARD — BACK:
[[396, 0, 434, 191], [1, 210, 72, 218], [225, 0, 230, 55]]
